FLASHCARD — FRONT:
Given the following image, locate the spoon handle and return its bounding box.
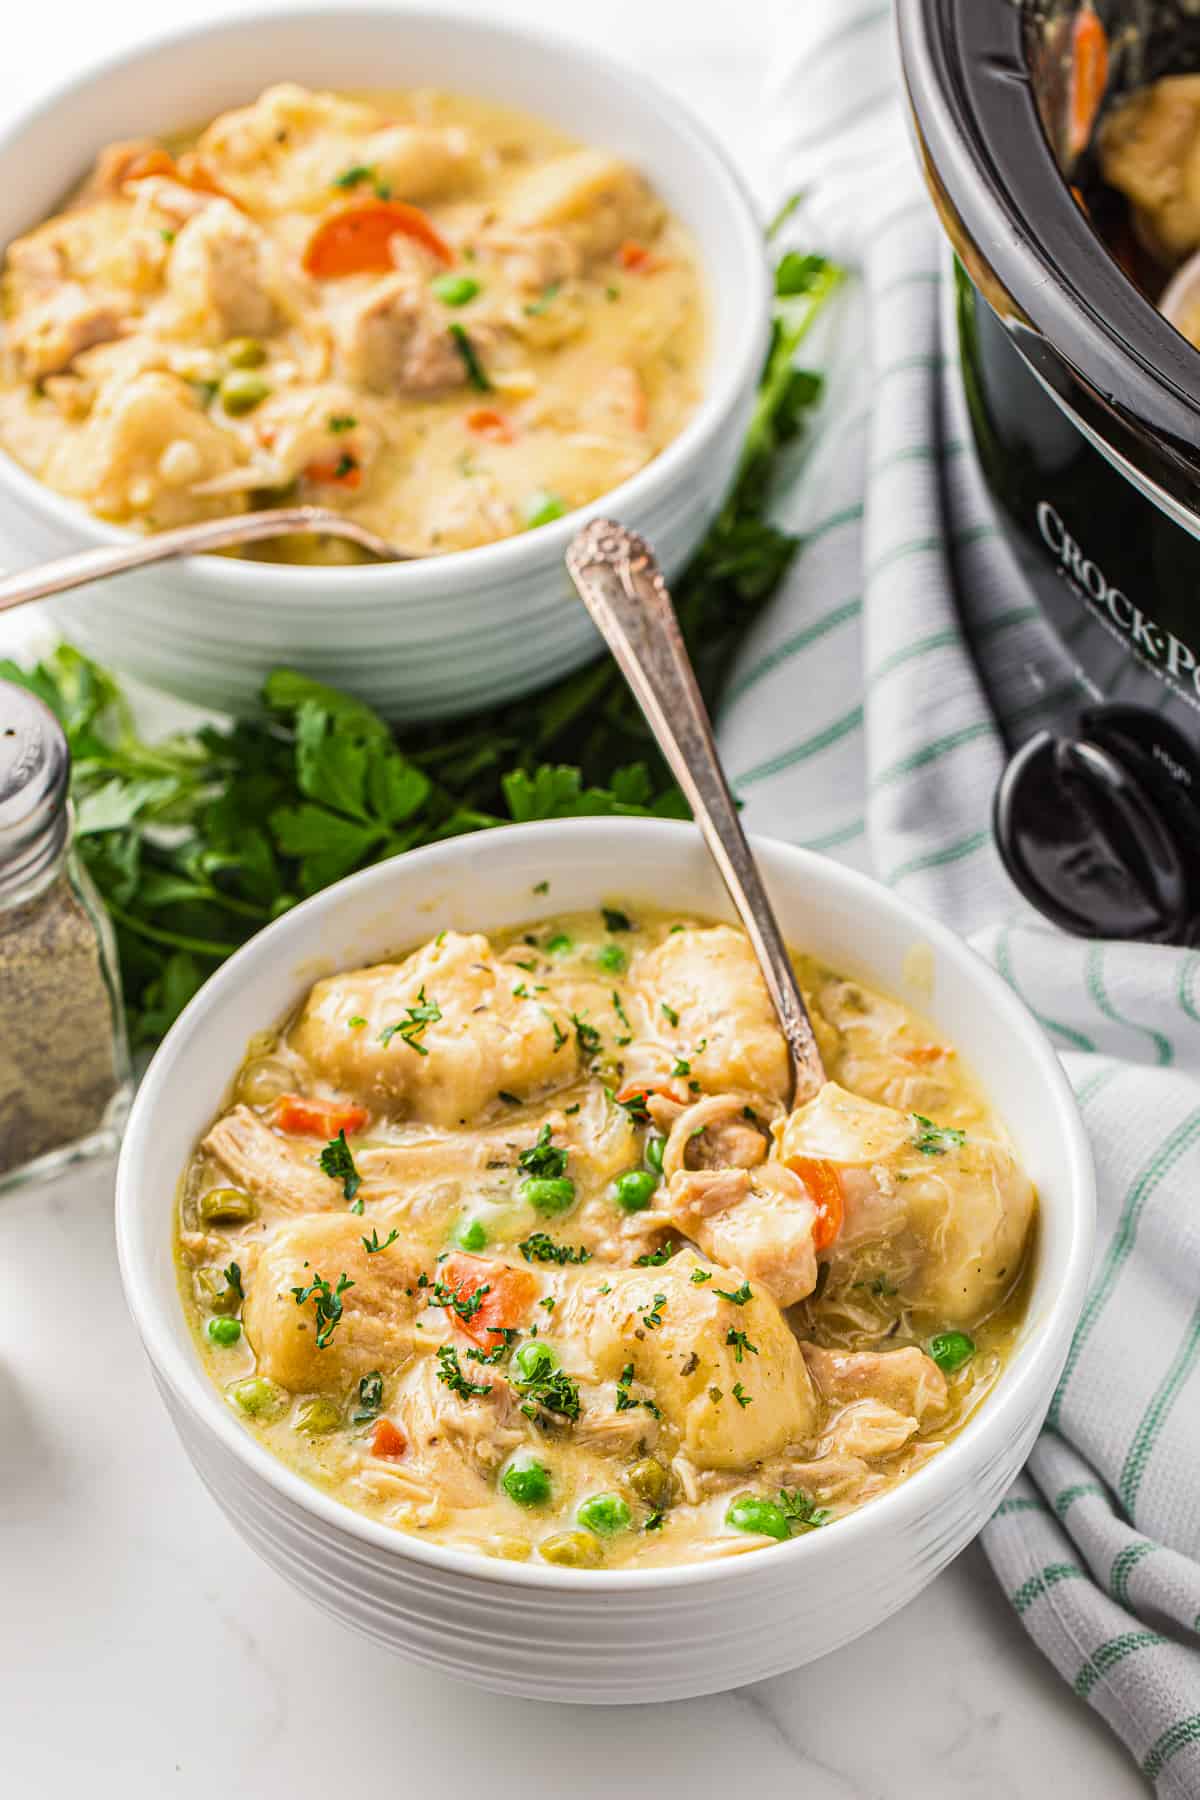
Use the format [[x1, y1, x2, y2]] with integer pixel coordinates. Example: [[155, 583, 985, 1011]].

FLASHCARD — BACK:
[[567, 517, 825, 1105], [0, 507, 407, 614]]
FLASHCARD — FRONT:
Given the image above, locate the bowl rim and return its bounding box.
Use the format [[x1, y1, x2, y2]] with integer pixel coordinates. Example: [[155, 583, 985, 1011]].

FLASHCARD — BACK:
[[116, 817, 1096, 1594], [0, 3, 770, 601]]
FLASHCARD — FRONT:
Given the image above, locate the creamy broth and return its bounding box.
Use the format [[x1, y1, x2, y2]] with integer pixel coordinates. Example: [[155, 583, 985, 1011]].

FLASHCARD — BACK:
[[176, 906, 1035, 1570], [0, 86, 706, 559]]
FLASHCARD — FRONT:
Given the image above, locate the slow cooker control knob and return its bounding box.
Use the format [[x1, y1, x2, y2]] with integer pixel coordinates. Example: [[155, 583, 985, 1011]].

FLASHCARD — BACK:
[[994, 728, 1193, 942]]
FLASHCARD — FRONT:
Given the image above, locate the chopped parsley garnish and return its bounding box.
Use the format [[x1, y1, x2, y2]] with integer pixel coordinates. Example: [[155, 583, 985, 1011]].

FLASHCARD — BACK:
[[615, 1363, 661, 1417], [379, 985, 441, 1055], [572, 1013, 602, 1058], [160, 228, 176, 244], [550, 1016, 568, 1051], [644, 1509, 665, 1531], [613, 1087, 652, 1125], [690, 1268, 712, 1284], [334, 453, 358, 479], [512, 1361, 580, 1423], [347, 1013, 367, 1028], [597, 941, 626, 974], [318, 1128, 361, 1202], [538, 1295, 556, 1312], [533, 880, 550, 895], [362, 1226, 399, 1254], [660, 1001, 680, 1028], [465, 1334, 515, 1366], [642, 1294, 667, 1330], [517, 1123, 568, 1180], [671, 1056, 690, 1077], [448, 323, 491, 391], [328, 414, 357, 433], [223, 1261, 243, 1301], [352, 1370, 384, 1422], [910, 1113, 966, 1156], [603, 907, 633, 932], [332, 163, 377, 189], [714, 1280, 753, 1306], [498, 1091, 522, 1106], [545, 932, 572, 954], [431, 272, 481, 307], [635, 1241, 677, 1267], [518, 1232, 592, 1265], [436, 1344, 492, 1400], [611, 990, 632, 1033], [349, 1197, 364, 1215], [425, 1277, 488, 1325], [523, 281, 561, 315], [726, 1328, 758, 1363], [291, 1270, 354, 1348], [777, 1488, 831, 1533]]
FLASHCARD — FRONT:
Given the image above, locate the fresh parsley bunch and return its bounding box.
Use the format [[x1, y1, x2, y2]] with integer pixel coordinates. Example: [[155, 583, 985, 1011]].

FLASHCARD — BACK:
[[0, 238, 842, 1049]]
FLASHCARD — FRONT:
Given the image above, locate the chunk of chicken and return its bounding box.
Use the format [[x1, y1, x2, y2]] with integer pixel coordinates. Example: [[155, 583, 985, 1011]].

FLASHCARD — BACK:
[[821, 1399, 922, 1461], [478, 226, 583, 294], [166, 200, 280, 341], [665, 1162, 818, 1308], [628, 925, 790, 1106], [197, 84, 379, 208], [556, 1251, 816, 1469], [331, 272, 472, 395], [44, 369, 245, 526], [502, 150, 663, 264], [289, 931, 578, 1128], [75, 138, 163, 203], [203, 1104, 343, 1214], [6, 284, 124, 381], [242, 1211, 419, 1391], [777, 1083, 1035, 1324], [391, 1353, 525, 1508], [661, 1093, 769, 1178], [800, 1344, 947, 1423], [1099, 75, 1200, 262], [246, 383, 385, 488]]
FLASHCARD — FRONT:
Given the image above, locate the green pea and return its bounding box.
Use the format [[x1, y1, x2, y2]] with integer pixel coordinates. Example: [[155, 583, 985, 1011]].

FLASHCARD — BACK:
[[576, 1492, 631, 1536], [520, 1175, 576, 1216], [539, 1529, 603, 1568], [224, 336, 267, 368], [295, 1396, 342, 1435], [229, 1376, 286, 1421], [454, 1215, 489, 1252], [206, 1316, 242, 1347], [501, 1454, 552, 1508], [726, 1494, 790, 1542], [644, 1134, 666, 1176], [625, 1456, 674, 1507], [198, 1186, 258, 1225], [612, 1168, 657, 1213], [928, 1331, 975, 1374], [195, 1267, 241, 1315], [431, 273, 481, 306], [220, 370, 271, 415], [596, 942, 626, 974], [512, 1340, 558, 1382], [523, 490, 567, 530], [544, 932, 573, 955]]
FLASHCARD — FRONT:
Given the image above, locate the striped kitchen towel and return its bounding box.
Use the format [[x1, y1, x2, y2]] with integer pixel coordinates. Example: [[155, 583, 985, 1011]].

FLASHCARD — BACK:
[[716, 2, 1200, 1791]]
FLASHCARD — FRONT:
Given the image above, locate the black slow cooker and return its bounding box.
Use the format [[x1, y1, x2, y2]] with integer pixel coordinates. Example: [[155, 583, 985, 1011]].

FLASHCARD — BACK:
[[899, 0, 1200, 943]]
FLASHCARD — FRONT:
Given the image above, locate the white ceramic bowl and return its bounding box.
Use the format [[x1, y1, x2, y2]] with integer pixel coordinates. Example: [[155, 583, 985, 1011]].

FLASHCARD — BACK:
[[0, 8, 769, 721], [116, 819, 1095, 1703]]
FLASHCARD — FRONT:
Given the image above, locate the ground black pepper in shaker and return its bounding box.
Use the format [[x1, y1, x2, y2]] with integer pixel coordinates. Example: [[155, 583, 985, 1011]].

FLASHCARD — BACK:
[[0, 678, 131, 1189]]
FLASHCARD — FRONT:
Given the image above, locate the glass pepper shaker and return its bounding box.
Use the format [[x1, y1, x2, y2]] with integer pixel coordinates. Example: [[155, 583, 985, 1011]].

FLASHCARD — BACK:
[[0, 679, 132, 1191]]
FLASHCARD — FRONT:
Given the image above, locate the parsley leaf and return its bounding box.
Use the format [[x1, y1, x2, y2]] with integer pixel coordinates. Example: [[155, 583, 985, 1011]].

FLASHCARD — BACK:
[[517, 1124, 567, 1180], [291, 1270, 354, 1348], [714, 1280, 753, 1305], [319, 1128, 361, 1201], [726, 1328, 758, 1362], [777, 1487, 831, 1533], [436, 1345, 492, 1399], [518, 1231, 592, 1265], [635, 1241, 677, 1267], [379, 986, 441, 1055], [910, 1114, 966, 1156], [362, 1226, 399, 1254]]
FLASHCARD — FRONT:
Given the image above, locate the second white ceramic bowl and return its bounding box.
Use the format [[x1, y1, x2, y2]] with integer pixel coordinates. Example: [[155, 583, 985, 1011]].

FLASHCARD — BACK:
[[0, 7, 769, 720], [116, 819, 1095, 1703]]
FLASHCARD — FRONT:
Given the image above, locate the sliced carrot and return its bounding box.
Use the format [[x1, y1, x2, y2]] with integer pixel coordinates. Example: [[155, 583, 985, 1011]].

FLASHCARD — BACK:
[[465, 407, 516, 444], [1068, 6, 1109, 159], [618, 238, 666, 274], [303, 454, 362, 489], [611, 366, 648, 432], [124, 148, 177, 183], [303, 200, 453, 278], [440, 1253, 539, 1348], [614, 1081, 687, 1123], [371, 1418, 407, 1460], [125, 146, 236, 204], [271, 1095, 370, 1138], [786, 1155, 845, 1254], [904, 1043, 950, 1066]]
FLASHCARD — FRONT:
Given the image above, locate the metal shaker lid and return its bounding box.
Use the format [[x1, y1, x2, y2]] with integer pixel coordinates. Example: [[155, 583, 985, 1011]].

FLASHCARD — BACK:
[[0, 679, 70, 897]]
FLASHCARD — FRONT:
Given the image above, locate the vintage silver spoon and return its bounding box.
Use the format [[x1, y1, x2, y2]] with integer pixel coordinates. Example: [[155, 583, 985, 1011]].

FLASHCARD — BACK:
[[566, 517, 826, 1106], [0, 506, 412, 614]]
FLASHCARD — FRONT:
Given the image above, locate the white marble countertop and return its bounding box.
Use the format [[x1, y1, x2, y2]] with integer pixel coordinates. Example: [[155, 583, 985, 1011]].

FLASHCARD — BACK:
[[0, 2, 1149, 1792]]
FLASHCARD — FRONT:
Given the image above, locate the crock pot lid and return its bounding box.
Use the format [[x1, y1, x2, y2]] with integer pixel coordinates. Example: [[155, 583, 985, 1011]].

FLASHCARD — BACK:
[[902, 0, 1200, 489]]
